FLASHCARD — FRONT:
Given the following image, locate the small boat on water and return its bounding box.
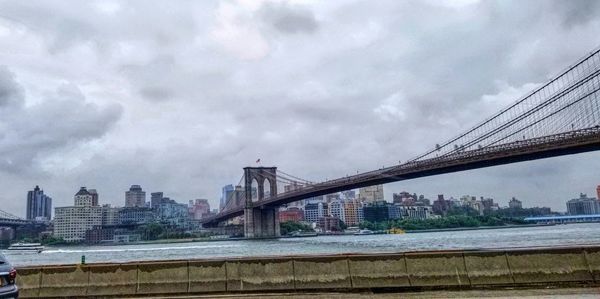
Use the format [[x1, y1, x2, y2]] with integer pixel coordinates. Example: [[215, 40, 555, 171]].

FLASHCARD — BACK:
[[388, 228, 406, 234], [353, 229, 374, 235], [7, 243, 44, 253]]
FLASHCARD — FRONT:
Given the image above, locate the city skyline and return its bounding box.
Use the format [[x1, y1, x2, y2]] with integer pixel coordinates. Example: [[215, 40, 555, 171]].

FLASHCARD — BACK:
[[10, 181, 600, 219], [1, 1, 600, 215]]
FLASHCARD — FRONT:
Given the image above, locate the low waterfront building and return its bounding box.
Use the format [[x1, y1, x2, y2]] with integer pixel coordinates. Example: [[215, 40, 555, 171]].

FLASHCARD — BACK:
[[118, 207, 155, 225], [317, 216, 341, 232], [566, 193, 600, 215], [388, 203, 433, 220], [524, 214, 600, 224]]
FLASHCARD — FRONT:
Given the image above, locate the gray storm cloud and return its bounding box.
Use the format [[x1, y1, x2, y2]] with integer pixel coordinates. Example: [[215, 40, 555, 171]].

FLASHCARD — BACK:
[[0, 67, 123, 175], [0, 0, 599, 215]]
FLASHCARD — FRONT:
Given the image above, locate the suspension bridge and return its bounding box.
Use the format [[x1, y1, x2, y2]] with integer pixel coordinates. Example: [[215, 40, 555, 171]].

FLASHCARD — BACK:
[[202, 47, 600, 238], [0, 209, 29, 228]]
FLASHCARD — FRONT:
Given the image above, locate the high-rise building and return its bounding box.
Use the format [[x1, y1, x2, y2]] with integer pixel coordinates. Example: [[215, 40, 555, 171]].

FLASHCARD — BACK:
[[480, 197, 495, 212], [329, 200, 345, 223], [88, 189, 99, 206], [220, 185, 234, 210], [189, 199, 211, 220], [304, 202, 328, 223], [101, 204, 120, 226], [54, 187, 105, 242], [125, 185, 146, 208], [508, 197, 523, 209], [359, 185, 384, 203], [325, 193, 340, 203], [392, 191, 413, 204], [150, 192, 164, 209], [341, 190, 356, 200], [74, 187, 94, 207], [156, 198, 189, 228], [363, 201, 390, 222], [26, 185, 52, 221], [343, 200, 363, 226], [567, 193, 600, 215], [432, 194, 449, 216]]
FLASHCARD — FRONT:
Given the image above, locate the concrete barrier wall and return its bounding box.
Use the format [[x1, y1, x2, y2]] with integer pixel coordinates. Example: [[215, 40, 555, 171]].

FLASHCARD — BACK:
[[16, 245, 600, 298]]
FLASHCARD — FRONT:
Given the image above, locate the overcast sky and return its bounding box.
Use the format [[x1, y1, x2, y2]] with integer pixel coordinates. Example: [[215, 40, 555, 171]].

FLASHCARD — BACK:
[[0, 0, 599, 216]]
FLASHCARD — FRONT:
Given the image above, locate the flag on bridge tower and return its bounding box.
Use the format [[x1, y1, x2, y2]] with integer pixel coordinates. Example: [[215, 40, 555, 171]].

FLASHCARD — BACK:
[[256, 158, 261, 164]]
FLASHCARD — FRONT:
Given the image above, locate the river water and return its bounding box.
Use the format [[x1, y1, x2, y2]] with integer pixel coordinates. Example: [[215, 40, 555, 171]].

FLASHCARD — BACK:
[[4, 223, 600, 267]]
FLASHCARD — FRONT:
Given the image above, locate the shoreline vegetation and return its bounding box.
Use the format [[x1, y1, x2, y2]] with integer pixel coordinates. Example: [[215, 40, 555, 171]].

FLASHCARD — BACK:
[[358, 215, 529, 232]]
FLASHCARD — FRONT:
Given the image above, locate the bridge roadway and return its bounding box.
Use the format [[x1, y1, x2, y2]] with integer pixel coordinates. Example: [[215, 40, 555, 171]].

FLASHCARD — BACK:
[[0, 210, 30, 228], [202, 126, 600, 225]]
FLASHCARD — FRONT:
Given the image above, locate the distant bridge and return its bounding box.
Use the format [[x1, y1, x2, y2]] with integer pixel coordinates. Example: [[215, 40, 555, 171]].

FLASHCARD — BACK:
[[0, 209, 30, 228], [203, 47, 600, 238]]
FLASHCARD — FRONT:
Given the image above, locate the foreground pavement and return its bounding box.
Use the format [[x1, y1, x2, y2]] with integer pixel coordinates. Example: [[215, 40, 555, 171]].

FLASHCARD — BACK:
[[138, 287, 600, 299]]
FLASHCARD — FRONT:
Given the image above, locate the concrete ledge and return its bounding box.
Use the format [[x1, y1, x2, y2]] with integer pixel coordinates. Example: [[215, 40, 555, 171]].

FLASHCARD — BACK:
[[506, 248, 593, 283], [86, 263, 138, 296], [293, 256, 351, 289], [15, 267, 41, 298], [226, 258, 294, 291], [464, 251, 513, 285], [348, 254, 410, 288], [584, 247, 600, 282], [137, 260, 188, 294], [39, 265, 89, 298], [405, 252, 469, 287], [16, 245, 600, 298], [189, 260, 227, 293]]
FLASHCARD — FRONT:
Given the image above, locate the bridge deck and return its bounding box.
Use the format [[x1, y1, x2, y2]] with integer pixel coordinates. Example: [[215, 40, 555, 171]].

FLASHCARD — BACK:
[[202, 127, 600, 225]]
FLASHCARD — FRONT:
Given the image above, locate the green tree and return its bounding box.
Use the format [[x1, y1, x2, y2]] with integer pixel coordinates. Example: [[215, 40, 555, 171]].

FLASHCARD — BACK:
[[280, 221, 314, 235], [142, 222, 165, 240]]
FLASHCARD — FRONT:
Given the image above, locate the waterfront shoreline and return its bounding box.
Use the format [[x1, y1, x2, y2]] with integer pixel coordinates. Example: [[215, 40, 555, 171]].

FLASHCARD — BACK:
[[404, 223, 556, 233], [5, 223, 600, 267], [27, 223, 559, 249]]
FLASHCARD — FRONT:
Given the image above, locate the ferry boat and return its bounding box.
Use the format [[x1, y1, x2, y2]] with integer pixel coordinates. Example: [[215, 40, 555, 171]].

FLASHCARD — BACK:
[[353, 229, 374, 235], [7, 243, 44, 253]]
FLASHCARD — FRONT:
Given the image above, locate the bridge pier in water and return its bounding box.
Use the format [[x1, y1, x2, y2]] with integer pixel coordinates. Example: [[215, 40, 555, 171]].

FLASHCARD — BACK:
[[244, 206, 280, 238], [243, 167, 280, 238]]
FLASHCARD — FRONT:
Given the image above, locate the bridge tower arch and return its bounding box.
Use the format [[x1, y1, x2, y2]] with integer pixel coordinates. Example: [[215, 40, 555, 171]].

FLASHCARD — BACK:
[[243, 167, 280, 238]]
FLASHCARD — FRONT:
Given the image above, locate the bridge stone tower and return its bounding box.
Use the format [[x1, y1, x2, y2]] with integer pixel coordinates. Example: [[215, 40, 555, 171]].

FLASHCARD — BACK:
[[243, 167, 280, 238]]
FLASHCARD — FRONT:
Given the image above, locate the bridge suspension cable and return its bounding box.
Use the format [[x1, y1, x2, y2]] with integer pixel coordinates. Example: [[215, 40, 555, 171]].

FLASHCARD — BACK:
[[410, 47, 600, 162], [0, 209, 22, 220]]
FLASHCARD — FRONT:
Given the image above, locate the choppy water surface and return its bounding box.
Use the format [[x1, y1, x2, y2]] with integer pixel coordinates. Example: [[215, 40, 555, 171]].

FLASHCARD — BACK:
[[5, 223, 600, 267]]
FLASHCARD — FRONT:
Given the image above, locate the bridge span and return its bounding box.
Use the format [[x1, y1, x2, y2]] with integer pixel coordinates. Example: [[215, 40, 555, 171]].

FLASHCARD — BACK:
[[203, 46, 600, 237], [202, 127, 600, 225], [0, 209, 29, 228]]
